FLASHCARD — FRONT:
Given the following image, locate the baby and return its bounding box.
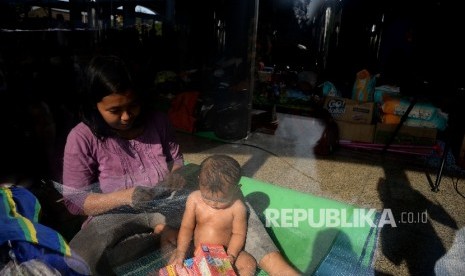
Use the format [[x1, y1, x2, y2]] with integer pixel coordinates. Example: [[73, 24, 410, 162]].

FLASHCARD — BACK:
[[170, 155, 257, 275]]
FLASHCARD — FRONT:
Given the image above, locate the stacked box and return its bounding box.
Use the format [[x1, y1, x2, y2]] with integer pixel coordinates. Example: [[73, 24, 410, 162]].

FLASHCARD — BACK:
[[336, 121, 375, 143], [374, 123, 437, 146], [323, 96, 375, 124], [323, 96, 376, 142]]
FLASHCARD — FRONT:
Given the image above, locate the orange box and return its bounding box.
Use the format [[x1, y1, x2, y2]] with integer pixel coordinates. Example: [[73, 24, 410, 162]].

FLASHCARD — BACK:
[[193, 244, 237, 276], [158, 264, 190, 276], [158, 244, 237, 276]]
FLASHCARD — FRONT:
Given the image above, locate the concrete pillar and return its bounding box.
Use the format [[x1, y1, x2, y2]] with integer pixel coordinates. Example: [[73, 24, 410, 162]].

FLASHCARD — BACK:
[[165, 0, 175, 25], [68, 0, 83, 29], [123, 2, 136, 27]]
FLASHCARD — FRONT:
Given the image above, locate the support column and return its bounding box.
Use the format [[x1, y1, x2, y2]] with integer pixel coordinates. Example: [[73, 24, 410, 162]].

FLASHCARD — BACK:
[[165, 0, 175, 25], [123, 2, 136, 28], [68, 0, 83, 29]]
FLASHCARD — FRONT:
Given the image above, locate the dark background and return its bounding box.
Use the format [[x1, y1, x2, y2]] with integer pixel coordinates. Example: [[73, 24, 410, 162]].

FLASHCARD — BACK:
[[257, 0, 464, 97], [0, 0, 464, 243], [1, 0, 464, 183], [1, 0, 463, 93]]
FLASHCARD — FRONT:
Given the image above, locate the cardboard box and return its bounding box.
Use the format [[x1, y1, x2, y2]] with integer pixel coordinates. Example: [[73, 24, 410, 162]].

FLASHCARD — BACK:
[[337, 121, 375, 143], [374, 123, 437, 146], [324, 96, 375, 124]]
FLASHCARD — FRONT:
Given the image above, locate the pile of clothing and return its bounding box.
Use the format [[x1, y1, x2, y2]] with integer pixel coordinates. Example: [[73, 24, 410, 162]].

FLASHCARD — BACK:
[[0, 185, 89, 275]]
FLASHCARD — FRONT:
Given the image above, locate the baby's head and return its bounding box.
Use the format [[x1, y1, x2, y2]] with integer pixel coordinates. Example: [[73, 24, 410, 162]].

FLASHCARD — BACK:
[[198, 155, 242, 209]]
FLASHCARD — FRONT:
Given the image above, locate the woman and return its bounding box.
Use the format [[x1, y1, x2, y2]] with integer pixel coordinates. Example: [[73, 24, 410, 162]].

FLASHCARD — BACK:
[[62, 55, 300, 275]]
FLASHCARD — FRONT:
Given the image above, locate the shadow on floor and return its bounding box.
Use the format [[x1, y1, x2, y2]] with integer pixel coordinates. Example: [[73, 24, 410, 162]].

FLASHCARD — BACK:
[[377, 165, 457, 275]]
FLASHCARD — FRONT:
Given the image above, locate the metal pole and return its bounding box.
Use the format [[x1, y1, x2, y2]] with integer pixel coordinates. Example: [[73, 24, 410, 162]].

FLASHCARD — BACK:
[[247, 0, 259, 138]]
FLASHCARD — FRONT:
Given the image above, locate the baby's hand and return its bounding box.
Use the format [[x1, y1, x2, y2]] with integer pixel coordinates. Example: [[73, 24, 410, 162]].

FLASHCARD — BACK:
[[227, 254, 237, 265], [169, 249, 186, 266]]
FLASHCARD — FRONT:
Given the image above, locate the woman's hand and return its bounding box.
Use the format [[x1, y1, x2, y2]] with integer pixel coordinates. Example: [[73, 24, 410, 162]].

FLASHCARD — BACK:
[[131, 173, 187, 210], [165, 172, 187, 192], [131, 186, 161, 208]]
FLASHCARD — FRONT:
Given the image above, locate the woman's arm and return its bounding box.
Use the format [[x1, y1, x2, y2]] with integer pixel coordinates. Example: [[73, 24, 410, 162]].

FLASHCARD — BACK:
[[62, 126, 97, 215], [81, 188, 135, 216], [63, 125, 135, 216], [171, 162, 184, 172]]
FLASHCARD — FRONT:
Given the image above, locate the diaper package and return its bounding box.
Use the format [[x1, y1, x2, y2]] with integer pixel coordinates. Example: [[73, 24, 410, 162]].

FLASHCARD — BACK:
[[382, 98, 437, 121], [352, 69, 377, 102]]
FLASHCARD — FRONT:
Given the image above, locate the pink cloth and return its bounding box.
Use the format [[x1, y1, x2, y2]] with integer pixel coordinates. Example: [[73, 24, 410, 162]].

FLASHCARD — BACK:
[[62, 111, 184, 215]]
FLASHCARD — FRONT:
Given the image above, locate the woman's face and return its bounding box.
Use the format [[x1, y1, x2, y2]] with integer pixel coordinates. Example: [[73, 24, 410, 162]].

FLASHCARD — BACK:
[[96, 90, 141, 131]]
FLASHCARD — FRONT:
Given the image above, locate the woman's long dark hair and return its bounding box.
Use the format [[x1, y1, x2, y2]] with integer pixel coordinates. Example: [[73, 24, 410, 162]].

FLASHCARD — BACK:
[[80, 55, 147, 139]]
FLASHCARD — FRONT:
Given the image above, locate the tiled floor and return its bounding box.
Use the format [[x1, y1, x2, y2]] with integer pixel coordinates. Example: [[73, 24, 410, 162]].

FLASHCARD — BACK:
[[176, 112, 465, 276]]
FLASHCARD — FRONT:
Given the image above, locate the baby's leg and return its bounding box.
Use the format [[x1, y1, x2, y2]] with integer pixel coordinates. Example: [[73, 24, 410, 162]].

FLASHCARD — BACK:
[[235, 251, 257, 276], [148, 213, 179, 261], [152, 223, 179, 261]]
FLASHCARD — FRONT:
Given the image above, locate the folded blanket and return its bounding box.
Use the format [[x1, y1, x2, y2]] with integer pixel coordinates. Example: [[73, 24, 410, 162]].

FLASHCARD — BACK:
[[0, 186, 89, 275]]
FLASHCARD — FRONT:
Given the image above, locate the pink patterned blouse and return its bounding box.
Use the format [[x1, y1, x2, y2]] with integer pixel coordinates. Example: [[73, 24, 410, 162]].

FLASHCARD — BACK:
[[62, 111, 184, 215]]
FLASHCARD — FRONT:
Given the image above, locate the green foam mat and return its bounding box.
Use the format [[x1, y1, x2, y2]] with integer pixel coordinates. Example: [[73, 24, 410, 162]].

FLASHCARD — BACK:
[[240, 177, 379, 275], [194, 131, 230, 142]]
